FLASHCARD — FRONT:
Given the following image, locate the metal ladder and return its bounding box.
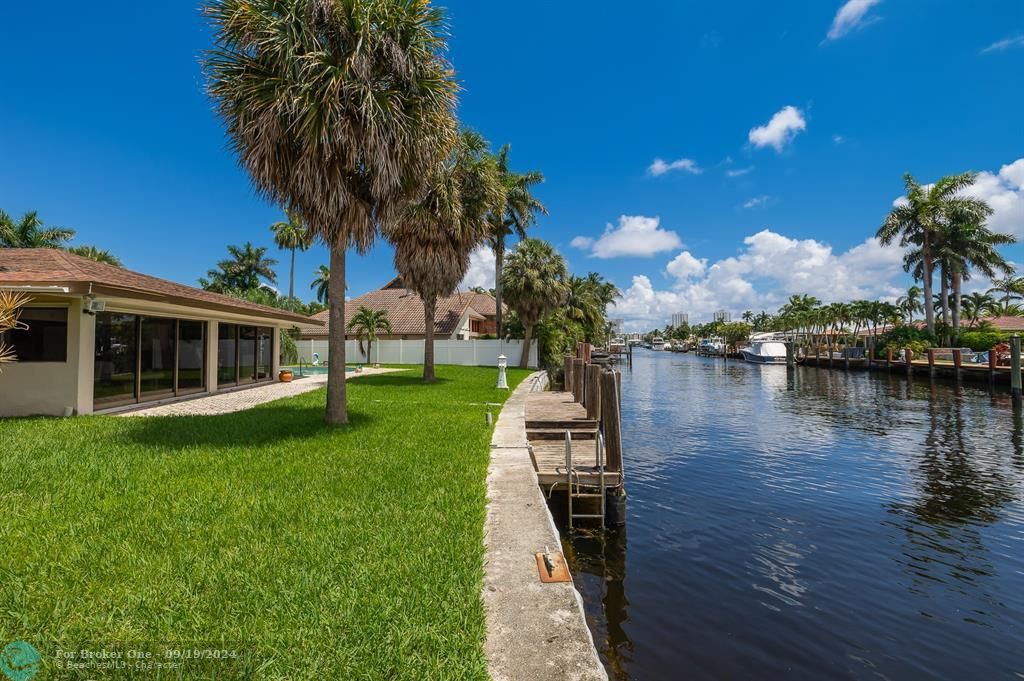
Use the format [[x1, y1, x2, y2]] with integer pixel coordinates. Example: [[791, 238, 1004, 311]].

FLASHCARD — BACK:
[[565, 430, 606, 528]]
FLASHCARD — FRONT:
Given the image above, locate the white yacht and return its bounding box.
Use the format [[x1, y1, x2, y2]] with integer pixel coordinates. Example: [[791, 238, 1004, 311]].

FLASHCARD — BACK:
[[651, 336, 665, 350], [739, 340, 789, 364]]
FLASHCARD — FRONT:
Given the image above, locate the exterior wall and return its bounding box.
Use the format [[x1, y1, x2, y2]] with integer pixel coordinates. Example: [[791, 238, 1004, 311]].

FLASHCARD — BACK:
[[294, 338, 539, 368], [0, 297, 85, 417], [1, 293, 295, 418]]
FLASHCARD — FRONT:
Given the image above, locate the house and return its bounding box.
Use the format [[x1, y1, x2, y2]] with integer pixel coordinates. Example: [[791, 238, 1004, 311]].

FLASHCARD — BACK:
[[296, 277, 502, 341], [0, 249, 320, 417]]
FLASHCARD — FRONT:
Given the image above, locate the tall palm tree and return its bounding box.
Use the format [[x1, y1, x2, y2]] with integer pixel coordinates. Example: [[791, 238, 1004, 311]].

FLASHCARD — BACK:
[[311, 265, 331, 305], [67, 245, 122, 267], [205, 0, 457, 425], [988, 274, 1024, 313], [0, 210, 75, 248], [488, 145, 547, 339], [347, 307, 392, 364], [270, 210, 313, 301], [386, 130, 504, 382], [878, 172, 982, 335], [502, 238, 569, 368]]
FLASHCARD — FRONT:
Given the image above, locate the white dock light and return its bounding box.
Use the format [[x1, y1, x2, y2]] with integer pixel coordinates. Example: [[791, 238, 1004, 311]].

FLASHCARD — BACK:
[[496, 354, 509, 390]]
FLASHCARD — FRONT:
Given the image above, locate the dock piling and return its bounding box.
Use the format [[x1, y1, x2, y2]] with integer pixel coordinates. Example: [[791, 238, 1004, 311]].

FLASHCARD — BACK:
[[600, 370, 623, 475], [905, 348, 914, 376], [952, 348, 963, 382], [585, 364, 602, 421], [785, 341, 795, 369], [1012, 335, 1021, 405], [927, 348, 936, 378], [563, 355, 574, 392], [572, 358, 585, 404]]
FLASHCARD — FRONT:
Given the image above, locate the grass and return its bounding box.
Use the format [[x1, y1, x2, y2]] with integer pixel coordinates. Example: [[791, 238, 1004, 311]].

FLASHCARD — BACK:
[[0, 365, 532, 680]]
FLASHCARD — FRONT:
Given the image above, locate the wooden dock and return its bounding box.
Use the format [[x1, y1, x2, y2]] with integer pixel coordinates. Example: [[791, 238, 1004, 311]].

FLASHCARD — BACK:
[[525, 390, 622, 489]]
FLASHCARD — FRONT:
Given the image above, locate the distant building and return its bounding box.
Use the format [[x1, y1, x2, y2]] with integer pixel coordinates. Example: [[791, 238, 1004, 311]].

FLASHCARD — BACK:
[[609, 318, 625, 336], [671, 312, 688, 327], [713, 309, 731, 323]]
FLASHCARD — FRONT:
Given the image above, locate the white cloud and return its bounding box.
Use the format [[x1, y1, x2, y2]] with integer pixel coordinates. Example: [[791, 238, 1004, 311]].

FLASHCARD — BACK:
[[648, 158, 702, 176], [610, 229, 906, 329], [459, 245, 495, 290], [981, 35, 1024, 54], [743, 196, 770, 209], [825, 0, 882, 42], [575, 215, 684, 259], [748, 106, 807, 152], [832, 134, 845, 144], [666, 251, 707, 280], [726, 166, 754, 178]]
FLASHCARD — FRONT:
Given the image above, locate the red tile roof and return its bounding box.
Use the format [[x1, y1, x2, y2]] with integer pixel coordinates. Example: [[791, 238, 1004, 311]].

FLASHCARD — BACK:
[[297, 285, 494, 338], [0, 248, 317, 325]]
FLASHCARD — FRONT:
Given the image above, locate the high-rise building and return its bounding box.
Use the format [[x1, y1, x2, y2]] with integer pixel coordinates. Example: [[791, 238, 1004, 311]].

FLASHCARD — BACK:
[[713, 309, 731, 323], [671, 312, 688, 327]]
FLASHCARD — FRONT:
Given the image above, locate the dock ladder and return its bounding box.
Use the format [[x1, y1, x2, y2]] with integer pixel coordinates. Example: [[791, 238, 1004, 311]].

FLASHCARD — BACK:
[[565, 430, 606, 528]]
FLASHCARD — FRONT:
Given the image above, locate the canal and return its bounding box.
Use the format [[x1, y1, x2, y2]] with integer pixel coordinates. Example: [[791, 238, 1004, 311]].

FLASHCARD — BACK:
[[557, 350, 1024, 680]]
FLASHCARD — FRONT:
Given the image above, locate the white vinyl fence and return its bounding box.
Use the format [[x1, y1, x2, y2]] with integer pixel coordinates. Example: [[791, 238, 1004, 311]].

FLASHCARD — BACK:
[[295, 339, 537, 369]]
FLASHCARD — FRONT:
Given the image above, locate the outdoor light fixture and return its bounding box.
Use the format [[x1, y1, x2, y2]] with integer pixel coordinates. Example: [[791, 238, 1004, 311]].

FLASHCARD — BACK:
[[496, 354, 508, 390]]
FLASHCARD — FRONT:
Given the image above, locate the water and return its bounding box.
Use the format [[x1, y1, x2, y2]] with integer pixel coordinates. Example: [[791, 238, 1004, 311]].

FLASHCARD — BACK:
[[559, 350, 1024, 681]]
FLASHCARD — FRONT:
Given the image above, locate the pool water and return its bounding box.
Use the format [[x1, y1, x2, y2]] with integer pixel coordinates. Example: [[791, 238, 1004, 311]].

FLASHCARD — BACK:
[[284, 365, 356, 376]]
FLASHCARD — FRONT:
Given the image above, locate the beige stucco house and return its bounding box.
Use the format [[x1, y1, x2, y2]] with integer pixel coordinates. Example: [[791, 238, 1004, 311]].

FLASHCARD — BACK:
[[0, 249, 319, 417]]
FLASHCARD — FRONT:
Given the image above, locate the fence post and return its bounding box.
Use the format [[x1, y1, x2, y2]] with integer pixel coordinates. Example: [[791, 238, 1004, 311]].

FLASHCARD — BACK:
[[572, 358, 585, 403], [586, 364, 602, 421], [601, 369, 622, 473]]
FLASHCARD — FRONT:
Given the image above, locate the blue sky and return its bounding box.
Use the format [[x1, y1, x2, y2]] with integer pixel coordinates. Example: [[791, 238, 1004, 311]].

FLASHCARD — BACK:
[[2, 1, 1022, 328]]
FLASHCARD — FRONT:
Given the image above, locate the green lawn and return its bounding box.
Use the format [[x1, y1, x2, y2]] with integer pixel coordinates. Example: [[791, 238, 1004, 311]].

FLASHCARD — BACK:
[[0, 365, 531, 680]]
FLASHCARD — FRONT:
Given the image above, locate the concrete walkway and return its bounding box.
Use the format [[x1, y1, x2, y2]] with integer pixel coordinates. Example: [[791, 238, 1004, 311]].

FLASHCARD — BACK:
[[117, 368, 398, 417], [484, 371, 607, 681]]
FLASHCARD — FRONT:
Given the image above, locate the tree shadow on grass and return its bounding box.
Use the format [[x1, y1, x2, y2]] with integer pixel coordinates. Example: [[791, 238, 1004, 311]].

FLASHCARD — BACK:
[[123, 401, 378, 452], [348, 373, 454, 389]]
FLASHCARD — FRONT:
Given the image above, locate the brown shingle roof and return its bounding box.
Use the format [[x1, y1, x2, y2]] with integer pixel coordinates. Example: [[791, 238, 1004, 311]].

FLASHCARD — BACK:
[[296, 285, 483, 338], [0, 248, 317, 325]]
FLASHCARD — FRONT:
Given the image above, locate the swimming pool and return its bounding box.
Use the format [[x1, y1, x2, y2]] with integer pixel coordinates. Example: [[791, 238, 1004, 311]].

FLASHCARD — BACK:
[[284, 365, 356, 376]]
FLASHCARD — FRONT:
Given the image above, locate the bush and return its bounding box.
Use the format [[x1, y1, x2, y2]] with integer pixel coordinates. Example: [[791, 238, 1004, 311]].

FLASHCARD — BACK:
[[874, 325, 935, 358], [957, 330, 1008, 352]]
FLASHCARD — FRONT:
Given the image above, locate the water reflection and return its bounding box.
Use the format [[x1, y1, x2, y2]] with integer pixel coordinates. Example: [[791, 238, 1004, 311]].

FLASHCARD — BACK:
[[556, 352, 1024, 681]]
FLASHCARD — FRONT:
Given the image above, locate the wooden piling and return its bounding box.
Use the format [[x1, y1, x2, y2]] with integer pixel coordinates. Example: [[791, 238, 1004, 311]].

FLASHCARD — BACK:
[[601, 370, 623, 473], [906, 348, 913, 376], [572, 358, 585, 404], [1012, 335, 1022, 403], [785, 341, 795, 369], [563, 355, 574, 392], [886, 347, 893, 371], [815, 345, 821, 367], [989, 344, 998, 383], [927, 348, 936, 378], [585, 364, 602, 421], [844, 347, 850, 370], [952, 348, 962, 382]]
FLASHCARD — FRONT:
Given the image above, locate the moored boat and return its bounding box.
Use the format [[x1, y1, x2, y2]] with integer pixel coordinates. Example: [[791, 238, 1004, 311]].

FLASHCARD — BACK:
[[739, 340, 789, 364]]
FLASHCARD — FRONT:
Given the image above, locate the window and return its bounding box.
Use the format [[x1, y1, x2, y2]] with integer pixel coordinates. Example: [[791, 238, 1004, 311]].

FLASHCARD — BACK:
[[94, 313, 138, 407], [139, 317, 176, 397], [3, 308, 68, 362], [218, 324, 238, 387], [178, 320, 205, 394], [217, 323, 273, 387]]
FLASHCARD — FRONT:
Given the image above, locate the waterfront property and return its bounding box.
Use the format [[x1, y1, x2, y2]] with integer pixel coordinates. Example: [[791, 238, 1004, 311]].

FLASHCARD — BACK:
[[0, 365, 531, 678], [0, 249, 317, 417]]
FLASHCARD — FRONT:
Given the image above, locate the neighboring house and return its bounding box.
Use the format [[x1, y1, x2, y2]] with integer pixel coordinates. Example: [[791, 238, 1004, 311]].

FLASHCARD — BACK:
[[296, 277, 502, 341], [0, 249, 319, 417]]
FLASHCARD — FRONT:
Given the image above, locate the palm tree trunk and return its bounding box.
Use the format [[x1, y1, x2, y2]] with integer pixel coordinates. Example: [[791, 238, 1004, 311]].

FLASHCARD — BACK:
[[494, 237, 505, 339], [289, 246, 296, 300], [923, 242, 935, 335], [326, 243, 348, 425], [423, 297, 437, 382], [939, 262, 950, 329], [952, 269, 962, 335], [519, 322, 533, 369]]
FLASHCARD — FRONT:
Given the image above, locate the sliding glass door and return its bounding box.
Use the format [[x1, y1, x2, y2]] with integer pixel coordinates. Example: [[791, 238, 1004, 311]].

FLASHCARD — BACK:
[[217, 324, 274, 387], [178, 321, 205, 394], [140, 317, 176, 399], [218, 324, 238, 387], [94, 313, 139, 408]]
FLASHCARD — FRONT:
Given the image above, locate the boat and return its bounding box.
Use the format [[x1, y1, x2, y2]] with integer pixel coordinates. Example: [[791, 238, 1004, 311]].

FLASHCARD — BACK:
[[739, 340, 790, 364], [661, 341, 672, 351], [698, 338, 725, 356], [651, 336, 665, 350]]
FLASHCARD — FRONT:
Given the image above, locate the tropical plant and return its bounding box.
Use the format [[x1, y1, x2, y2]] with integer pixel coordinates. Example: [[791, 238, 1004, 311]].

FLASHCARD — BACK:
[[961, 292, 997, 328], [958, 330, 1007, 352], [347, 307, 392, 364], [564, 273, 618, 345], [988, 275, 1024, 313], [878, 172, 987, 334], [386, 130, 504, 382], [271, 210, 314, 301], [311, 265, 331, 305], [204, 0, 457, 425], [200, 242, 277, 293], [488, 145, 547, 339], [896, 286, 923, 323], [502, 239, 569, 368], [67, 245, 122, 267], [0, 210, 75, 248], [0, 290, 30, 368]]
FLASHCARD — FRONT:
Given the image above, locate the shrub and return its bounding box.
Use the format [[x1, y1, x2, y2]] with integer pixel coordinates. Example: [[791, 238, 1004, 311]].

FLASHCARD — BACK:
[[874, 325, 935, 358], [957, 330, 1008, 352]]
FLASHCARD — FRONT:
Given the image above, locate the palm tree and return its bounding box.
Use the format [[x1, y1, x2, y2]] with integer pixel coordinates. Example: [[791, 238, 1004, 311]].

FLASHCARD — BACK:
[[564, 275, 605, 340], [203, 242, 277, 292], [988, 274, 1024, 313], [311, 265, 331, 305], [0, 290, 30, 368], [962, 292, 996, 327], [896, 286, 923, 323], [205, 0, 457, 425], [271, 210, 313, 301], [488, 145, 547, 339], [502, 239, 569, 368], [386, 130, 504, 382], [67, 245, 122, 267], [347, 307, 392, 364], [878, 172, 983, 335], [0, 210, 75, 248]]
